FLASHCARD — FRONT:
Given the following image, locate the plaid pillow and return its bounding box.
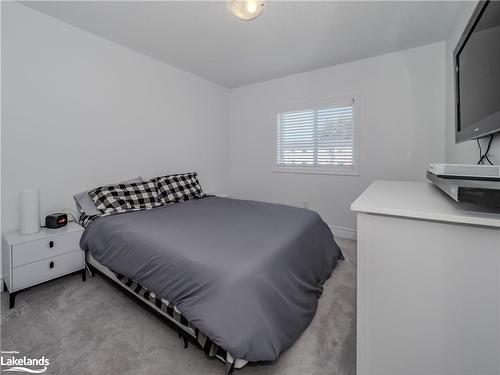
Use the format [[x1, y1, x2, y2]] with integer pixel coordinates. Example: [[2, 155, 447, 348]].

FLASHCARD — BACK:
[[89, 180, 159, 215], [79, 213, 100, 228], [153, 172, 203, 204]]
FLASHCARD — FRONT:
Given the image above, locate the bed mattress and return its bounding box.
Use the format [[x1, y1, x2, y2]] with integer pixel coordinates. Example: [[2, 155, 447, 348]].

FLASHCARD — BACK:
[[80, 197, 342, 362]]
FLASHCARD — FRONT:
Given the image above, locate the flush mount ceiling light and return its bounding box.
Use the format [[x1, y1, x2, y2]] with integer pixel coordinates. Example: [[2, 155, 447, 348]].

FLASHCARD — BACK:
[[228, 0, 264, 21]]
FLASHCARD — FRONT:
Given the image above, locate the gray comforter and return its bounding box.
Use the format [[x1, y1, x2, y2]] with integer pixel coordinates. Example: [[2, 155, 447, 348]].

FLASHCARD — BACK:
[[80, 197, 342, 362]]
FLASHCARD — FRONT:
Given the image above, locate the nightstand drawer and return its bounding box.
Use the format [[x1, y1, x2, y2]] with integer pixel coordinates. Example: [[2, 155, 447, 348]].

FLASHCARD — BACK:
[[12, 250, 84, 291], [12, 231, 82, 267]]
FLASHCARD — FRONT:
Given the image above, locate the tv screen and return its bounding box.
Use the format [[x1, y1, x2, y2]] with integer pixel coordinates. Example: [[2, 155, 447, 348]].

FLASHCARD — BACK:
[[455, 0, 500, 143]]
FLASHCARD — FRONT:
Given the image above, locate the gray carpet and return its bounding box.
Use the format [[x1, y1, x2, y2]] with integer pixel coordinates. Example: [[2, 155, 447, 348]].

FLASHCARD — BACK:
[[1, 238, 356, 375]]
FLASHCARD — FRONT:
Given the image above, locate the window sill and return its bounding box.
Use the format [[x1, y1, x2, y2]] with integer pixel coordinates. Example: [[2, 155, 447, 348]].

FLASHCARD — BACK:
[[273, 167, 359, 176]]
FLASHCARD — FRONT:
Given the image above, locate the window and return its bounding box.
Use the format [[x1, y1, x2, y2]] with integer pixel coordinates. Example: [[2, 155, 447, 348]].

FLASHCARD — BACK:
[[276, 98, 358, 175]]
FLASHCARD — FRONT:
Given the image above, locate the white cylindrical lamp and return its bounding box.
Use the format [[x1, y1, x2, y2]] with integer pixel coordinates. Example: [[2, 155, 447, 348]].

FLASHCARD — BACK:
[[19, 189, 41, 235]]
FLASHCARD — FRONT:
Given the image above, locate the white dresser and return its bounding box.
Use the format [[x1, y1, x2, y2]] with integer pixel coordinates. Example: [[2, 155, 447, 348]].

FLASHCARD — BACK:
[[2, 222, 86, 308], [352, 180, 500, 375]]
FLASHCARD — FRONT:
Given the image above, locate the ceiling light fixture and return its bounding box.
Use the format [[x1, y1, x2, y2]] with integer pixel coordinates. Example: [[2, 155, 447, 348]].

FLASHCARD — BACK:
[[228, 0, 264, 21]]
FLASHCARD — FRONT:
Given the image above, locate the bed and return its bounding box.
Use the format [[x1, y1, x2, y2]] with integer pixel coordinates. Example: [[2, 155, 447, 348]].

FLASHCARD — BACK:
[[80, 196, 342, 373]]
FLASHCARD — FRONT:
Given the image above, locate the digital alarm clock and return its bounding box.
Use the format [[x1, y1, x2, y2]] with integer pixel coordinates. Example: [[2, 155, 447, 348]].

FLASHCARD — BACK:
[[45, 213, 68, 229]]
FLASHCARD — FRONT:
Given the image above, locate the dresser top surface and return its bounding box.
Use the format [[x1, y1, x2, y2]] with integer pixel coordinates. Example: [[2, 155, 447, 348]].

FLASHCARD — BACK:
[[3, 222, 84, 245], [351, 180, 500, 228]]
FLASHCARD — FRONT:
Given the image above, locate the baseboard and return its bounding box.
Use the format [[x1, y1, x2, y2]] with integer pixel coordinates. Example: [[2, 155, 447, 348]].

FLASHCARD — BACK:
[[329, 225, 357, 240]]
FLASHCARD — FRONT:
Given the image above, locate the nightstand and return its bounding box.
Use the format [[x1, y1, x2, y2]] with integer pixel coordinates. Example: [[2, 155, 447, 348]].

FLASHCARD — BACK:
[[2, 222, 86, 308]]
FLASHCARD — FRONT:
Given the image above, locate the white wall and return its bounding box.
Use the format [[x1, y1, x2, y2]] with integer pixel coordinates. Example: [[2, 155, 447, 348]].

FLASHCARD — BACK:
[[2, 2, 230, 235], [228, 42, 446, 234], [3, 1, 482, 244], [445, 1, 500, 164]]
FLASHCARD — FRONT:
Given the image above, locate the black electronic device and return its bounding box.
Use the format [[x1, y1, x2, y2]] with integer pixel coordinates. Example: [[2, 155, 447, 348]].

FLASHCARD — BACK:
[[454, 0, 500, 142], [45, 213, 68, 229]]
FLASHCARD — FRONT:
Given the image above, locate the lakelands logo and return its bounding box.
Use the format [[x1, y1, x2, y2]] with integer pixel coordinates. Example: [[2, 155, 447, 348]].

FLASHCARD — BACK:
[[1, 351, 50, 373]]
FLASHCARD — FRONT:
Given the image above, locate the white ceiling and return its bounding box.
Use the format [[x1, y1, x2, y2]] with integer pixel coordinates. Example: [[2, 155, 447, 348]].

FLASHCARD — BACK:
[[23, 1, 467, 88]]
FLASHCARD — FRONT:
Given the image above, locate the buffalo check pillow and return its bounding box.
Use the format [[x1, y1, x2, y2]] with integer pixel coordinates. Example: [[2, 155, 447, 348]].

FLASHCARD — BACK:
[[153, 172, 203, 204], [89, 180, 159, 215]]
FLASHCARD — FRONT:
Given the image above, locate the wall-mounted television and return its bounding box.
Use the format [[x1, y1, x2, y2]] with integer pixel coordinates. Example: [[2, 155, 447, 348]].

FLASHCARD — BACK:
[[454, 0, 500, 143]]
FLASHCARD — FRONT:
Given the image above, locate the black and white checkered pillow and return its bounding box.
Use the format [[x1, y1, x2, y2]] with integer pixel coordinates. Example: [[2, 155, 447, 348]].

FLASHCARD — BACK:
[[153, 172, 203, 204], [89, 180, 159, 215]]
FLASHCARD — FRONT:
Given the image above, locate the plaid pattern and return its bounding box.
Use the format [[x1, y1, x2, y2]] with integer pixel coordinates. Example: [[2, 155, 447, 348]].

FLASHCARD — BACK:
[[79, 213, 99, 228], [89, 180, 159, 215], [153, 172, 203, 204], [113, 272, 231, 364]]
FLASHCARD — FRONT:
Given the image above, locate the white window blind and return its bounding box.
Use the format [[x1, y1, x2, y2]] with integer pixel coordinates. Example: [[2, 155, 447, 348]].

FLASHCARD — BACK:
[[276, 99, 357, 174]]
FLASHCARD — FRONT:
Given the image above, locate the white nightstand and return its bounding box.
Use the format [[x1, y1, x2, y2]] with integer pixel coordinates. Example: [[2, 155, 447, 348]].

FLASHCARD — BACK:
[[2, 222, 86, 308]]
